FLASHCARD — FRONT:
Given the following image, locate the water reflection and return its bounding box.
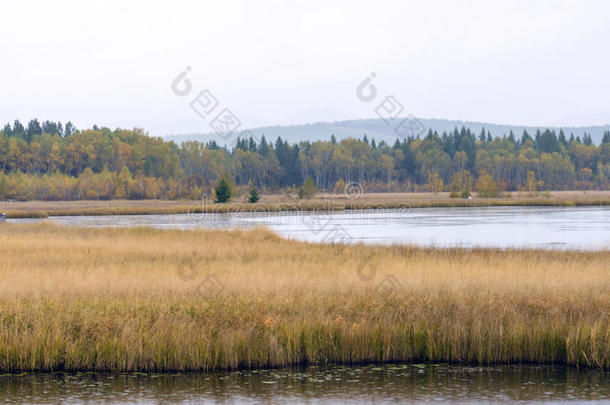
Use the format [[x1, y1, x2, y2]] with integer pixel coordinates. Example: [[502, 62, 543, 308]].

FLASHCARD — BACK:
[[0, 365, 608, 404], [9, 206, 610, 249]]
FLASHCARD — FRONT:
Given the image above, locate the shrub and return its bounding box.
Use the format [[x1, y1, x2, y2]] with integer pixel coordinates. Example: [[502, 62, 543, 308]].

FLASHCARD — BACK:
[[526, 171, 543, 194], [476, 170, 499, 198], [427, 172, 443, 194], [448, 171, 473, 196], [333, 179, 345, 194], [298, 177, 317, 199]]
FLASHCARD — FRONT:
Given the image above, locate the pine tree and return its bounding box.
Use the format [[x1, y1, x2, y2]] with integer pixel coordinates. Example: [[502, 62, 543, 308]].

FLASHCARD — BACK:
[[12, 120, 25, 138], [558, 130, 567, 148], [214, 175, 232, 203], [25, 119, 42, 141], [538, 129, 560, 153], [1, 123, 12, 137], [258, 135, 269, 156], [248, 137, 257, 152], [248, 183, 260, 203]]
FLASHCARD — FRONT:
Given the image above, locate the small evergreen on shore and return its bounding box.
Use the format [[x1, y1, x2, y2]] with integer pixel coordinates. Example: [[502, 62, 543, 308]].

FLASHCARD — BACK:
[[214, 176, 232, 203], [248, 183, 260, 203]]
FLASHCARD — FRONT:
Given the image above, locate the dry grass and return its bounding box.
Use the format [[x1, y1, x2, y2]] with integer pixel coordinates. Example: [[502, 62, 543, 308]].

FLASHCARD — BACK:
[[0, 223, 608, 372], [2, 190, 610, 218]]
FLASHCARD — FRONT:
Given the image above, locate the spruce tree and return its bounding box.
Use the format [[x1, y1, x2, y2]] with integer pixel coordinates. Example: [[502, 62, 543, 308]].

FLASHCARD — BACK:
[[248, 183, 260, 203], [214, 176, 232, 203]]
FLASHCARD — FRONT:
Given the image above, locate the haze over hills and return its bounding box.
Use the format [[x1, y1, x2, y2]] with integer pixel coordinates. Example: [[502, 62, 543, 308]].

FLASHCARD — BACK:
[[164, 117, 610, 146]]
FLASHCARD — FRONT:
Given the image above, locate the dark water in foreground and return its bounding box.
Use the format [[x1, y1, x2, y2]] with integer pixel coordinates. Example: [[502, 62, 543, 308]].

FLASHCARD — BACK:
[[1, 365, 608, 404]]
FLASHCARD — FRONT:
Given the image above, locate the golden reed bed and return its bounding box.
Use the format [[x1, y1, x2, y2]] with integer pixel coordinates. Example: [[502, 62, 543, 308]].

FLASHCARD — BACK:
[[0, 223, 608, 372]]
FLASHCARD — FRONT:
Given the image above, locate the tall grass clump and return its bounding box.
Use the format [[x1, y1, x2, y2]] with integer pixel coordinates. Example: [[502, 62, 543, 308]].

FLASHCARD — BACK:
[[0, 223, 608, 372]]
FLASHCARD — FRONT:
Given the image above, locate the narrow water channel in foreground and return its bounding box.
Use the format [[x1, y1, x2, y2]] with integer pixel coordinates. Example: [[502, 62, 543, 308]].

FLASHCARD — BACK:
[[1, 365, 608, 404]]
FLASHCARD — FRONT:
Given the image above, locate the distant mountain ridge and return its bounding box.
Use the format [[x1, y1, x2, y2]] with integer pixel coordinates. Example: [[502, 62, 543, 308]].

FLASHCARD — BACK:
[[164, 117, 610, 145]]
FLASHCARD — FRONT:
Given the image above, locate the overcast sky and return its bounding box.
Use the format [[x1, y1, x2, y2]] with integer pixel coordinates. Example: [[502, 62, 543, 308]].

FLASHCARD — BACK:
[[1, 0, 610, 136]]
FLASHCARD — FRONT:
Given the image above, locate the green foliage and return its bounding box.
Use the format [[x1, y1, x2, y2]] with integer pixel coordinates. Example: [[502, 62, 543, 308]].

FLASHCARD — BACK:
[[0, 118, 609, 201], [298, 177, 316, 199], [214, 175, 233, 203], [247, 183, 260, 203]]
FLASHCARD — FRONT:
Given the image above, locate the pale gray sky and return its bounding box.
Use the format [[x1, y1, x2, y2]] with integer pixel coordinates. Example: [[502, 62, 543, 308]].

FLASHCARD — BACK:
[[1, 0, 609, 136]]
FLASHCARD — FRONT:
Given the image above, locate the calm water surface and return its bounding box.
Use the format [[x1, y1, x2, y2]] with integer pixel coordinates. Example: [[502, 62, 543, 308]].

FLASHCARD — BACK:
[[10, 206, 610, 249], [1, 365, 609, 404]]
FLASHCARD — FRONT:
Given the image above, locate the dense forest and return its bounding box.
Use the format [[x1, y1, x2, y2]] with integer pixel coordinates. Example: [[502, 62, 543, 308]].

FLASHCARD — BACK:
[[0, 119, 609, 200]]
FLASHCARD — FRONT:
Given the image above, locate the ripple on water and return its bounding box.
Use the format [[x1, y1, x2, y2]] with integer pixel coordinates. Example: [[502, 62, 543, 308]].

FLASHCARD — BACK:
[[0, 365, 608, 404]]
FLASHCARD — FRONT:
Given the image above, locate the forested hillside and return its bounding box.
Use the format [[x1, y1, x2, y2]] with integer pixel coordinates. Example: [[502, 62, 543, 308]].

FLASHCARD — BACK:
[[167, 117, 610, 145], [1, 119, 609, 200]]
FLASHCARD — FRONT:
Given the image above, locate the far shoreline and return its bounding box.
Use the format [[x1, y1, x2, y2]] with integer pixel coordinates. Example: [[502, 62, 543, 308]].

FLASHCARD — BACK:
[[1, 190, 609, 219]]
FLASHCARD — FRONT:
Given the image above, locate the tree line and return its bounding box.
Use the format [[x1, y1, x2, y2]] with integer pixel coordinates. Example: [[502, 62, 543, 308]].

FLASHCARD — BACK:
[[0, 119, 609, 200]]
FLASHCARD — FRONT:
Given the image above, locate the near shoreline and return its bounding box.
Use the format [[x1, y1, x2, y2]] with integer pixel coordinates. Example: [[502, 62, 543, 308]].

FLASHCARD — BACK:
[[2, 190, 609, 218]]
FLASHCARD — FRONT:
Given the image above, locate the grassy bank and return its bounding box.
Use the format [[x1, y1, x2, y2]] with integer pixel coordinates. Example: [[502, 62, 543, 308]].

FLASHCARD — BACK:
[[2, 190, 610, 218], [0, 223, 608, 372]]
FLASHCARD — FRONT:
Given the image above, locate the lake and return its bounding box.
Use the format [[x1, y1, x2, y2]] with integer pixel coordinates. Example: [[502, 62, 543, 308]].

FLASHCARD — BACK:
[[1, 365, 608, 404], [4, 207, 610, 403], [9, 206, 610, 249]]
